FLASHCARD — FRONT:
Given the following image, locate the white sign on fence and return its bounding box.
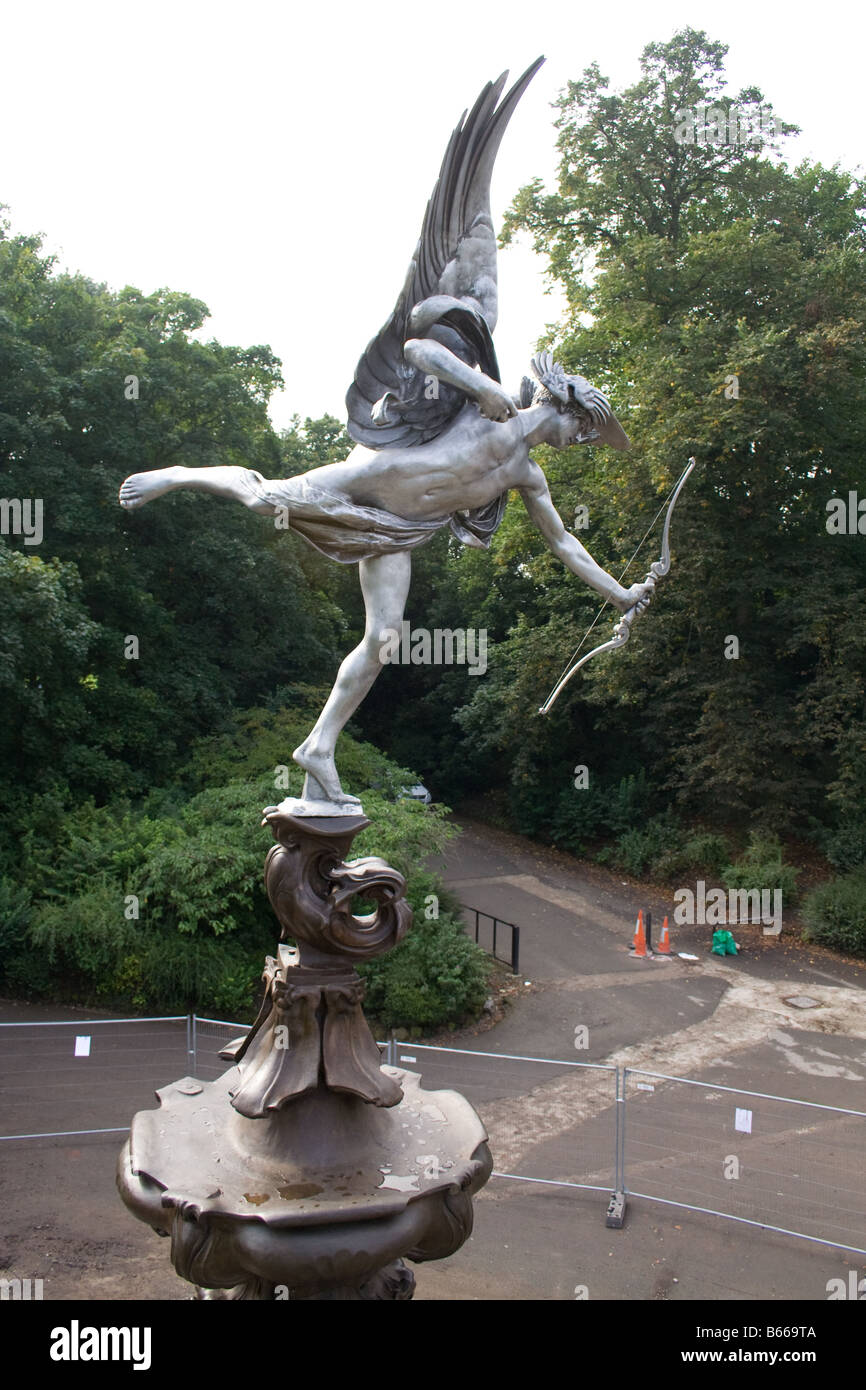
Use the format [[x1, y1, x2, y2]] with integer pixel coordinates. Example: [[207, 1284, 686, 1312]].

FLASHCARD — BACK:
[[74, 1036, 91, 1057], [735, 1107, 753, 1134]]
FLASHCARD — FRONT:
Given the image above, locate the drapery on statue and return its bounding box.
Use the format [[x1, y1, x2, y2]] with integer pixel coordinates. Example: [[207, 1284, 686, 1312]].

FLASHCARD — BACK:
[[118, 57, 655, 812]]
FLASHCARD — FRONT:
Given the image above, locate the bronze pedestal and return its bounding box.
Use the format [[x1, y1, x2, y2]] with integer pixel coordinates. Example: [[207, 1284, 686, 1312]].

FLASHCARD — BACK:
[[118, 807, 492, 1299]]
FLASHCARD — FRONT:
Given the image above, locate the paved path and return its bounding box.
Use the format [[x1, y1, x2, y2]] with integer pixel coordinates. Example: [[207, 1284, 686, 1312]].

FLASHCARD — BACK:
[[413, 817, 866, 1300]]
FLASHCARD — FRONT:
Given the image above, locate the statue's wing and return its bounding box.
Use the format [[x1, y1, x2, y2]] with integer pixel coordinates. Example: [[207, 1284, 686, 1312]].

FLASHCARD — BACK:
[[346, 57, 544, 449]]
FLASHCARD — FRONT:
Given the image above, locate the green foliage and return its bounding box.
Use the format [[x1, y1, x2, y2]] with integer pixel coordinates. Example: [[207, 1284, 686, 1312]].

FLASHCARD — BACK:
[[823, 813, 866, 871], [548, 770, 652, 854], [822, 749, 866, 869], [0, 877, 37, 992], [341, 28, 866, 913], [5, 710, 470, 1026], [593, 817, 731, 882], [143, 781, 272, 937], [653, 831, 732, 882], [359, 912, 488, 1031], [30, 881, 140, 985], [721, 832, 799, 904], [119, 936, 264, 1017], [596, 810, 682, 878], [279, 415, 351, 474], [802, 869, 866, 956], [0, 211, 344, 815], [0, 543, 100, 794]]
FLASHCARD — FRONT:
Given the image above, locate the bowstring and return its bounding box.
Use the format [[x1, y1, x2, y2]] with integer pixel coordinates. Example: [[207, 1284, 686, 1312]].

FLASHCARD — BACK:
[[544, 466, 689, 696]]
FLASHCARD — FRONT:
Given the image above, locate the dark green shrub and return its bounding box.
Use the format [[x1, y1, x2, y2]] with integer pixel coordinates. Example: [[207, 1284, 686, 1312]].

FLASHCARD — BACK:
[[823, 813, 866, 871], [29, 880, 140, 986], [359, 912, 488, 1031], [549, 769, 653, 856], [722, 831, 798, 905], [549, 784, 608, 853], [597, 810, 681, 877], [654, 831, 732, 882], [603, 770, 652, 836], [0, 877, 41, 994], [803, 869, 866, 956]]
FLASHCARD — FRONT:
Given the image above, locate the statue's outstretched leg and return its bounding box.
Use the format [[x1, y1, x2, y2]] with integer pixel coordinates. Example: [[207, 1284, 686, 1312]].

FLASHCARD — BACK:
[[119, 463, 409, 808], [293, 551, 411, 805], [119, 465, 275, 514]]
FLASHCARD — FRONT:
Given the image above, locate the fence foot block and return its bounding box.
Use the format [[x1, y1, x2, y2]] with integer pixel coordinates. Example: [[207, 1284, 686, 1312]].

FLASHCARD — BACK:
[[605, 1190, 627, 1229]]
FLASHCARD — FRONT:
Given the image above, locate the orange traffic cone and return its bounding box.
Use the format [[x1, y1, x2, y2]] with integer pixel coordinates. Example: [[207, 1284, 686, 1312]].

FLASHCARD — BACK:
[[630, 909, 650, 958], [656, 915, 672, 955]]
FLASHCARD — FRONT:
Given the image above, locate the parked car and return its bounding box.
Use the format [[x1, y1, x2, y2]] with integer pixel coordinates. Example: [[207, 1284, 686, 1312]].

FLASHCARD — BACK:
[[400, 783, 432, 805]]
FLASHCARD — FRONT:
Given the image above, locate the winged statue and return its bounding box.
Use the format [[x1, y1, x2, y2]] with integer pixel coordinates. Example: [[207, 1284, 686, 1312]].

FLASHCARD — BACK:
[[119, 58, 654, 812]]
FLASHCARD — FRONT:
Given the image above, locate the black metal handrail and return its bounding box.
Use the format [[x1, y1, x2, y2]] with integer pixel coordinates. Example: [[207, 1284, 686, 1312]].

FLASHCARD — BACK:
[[459, 903, 520, 974]]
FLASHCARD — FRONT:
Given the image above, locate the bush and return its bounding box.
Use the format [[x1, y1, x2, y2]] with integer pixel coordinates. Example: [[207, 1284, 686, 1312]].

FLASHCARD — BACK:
[[596, 810, 681, 877], [549, 769, 653, 856], [359, 910, 488, 1031], [721, 831, 799, 905], [802, 868, 866, 956], [5, 712, 474, 1028], [823, 812, 866, 871], [549, 784, 607, 853], [603, 770, 652, 836], [0, 877, 40, 994], [30, 880, 140, 986], [133, 936, 265, 1016], [654, 831, 732, 882]]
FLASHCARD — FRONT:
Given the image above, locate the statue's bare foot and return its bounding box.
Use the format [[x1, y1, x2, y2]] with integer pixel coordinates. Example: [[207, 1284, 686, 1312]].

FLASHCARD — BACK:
[[119, 468, 180, 509], [292, 742, 361, 806]]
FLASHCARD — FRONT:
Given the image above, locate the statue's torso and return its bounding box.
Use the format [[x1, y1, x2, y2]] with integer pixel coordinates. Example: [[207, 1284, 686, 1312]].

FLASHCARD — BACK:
[[304, 409, 530, 521]]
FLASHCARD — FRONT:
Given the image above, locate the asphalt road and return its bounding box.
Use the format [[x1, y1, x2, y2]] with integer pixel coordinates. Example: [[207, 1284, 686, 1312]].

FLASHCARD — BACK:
[[413, 817, 866, 1299]]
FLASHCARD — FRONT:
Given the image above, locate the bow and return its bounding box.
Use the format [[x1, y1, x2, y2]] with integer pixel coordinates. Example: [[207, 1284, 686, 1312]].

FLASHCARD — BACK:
[[539, 457, 697, 715]]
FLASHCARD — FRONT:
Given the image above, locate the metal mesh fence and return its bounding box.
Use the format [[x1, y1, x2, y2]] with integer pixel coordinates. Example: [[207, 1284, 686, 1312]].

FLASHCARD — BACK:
[[2, 1018, 864, 1256], [622, 1068, 866, 1255], [0, 1017, 192, 1140], [389, 1042, 618, 1193], [190, 1016, 251, 1079]]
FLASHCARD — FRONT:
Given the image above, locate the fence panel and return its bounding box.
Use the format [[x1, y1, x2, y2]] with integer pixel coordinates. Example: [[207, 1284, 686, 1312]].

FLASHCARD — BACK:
[[390, 1042, 618, 1194], [3, 1016, 864, 1258], [191, 1016, 251, 1078], [0, 1017, 191, 1141], [623, 1068, 866, 1255]]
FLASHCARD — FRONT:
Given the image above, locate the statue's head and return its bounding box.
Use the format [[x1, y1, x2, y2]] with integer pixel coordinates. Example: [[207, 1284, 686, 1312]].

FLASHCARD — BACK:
[[521, 351, 630, 450]]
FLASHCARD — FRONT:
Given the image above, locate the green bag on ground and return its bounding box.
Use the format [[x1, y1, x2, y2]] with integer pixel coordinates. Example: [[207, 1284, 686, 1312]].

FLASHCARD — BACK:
[[711, 929, 738, 955]]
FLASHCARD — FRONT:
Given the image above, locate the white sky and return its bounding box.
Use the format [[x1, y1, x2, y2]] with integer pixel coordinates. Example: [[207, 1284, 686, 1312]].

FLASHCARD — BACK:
[[2, 0, 864, 433]]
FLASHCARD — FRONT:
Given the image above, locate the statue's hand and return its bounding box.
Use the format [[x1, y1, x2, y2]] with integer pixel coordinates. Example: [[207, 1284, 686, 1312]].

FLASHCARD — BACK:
[[615, 578, 656, 616], [477, 381, 518, 423]]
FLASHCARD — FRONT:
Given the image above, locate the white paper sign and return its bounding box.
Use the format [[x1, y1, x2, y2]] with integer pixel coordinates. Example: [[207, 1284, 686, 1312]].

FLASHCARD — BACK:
[[399, 1055, 417, 1064], [735, 1107, 752, 1134], [74, 1035, 91, 1057]]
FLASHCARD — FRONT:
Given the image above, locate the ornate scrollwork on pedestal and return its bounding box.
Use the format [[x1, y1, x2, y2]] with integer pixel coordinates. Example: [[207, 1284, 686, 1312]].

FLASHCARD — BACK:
[[223, 810, 410, 1114], [262, 808, 412, 962]]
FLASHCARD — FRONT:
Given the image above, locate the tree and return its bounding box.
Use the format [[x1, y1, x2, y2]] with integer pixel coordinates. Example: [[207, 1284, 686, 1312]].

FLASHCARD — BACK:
[[383, 30, 866, 846], [0, 211, 346, 811]]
